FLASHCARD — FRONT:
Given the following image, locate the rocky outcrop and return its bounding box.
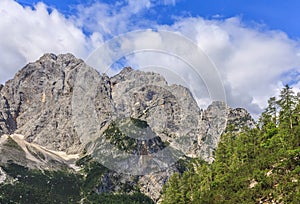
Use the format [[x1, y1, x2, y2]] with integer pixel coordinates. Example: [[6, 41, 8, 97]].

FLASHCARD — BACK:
[[110, 67, 201, 140], [0, 54, 86, 153], [0, 94, 17, 135], [198, 101, 228, 163], [0, 53, 255, 202], [227, 107, 255, 131], [0, 53, 248, 159], [139, 167, 178, 202]]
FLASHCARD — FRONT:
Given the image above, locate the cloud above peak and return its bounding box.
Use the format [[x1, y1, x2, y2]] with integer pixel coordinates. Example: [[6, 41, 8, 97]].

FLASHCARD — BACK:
[[1, 0, 300, 118], [0, 0, 88, 82], [159, 17, 300, 115]]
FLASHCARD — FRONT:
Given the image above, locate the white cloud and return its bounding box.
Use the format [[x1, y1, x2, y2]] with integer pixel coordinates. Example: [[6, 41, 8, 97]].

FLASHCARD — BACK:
[[0, 0, 88, 83], [74, 0, 153, 36], [156, 0, 177, 6], [155, 17, 300, 116]]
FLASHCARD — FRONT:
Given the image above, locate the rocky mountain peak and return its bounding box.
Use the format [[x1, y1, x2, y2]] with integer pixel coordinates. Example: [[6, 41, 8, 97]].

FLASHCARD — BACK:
[[38, 53, 58, 61], [38, 53, 81, 63], [0, 53, 254, 156], [0, 53, 255, 202], [0, 53, 88, 153], [118, 66, 134, 75]]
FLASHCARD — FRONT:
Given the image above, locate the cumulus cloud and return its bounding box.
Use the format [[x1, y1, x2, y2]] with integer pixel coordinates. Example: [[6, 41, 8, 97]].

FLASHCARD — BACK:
[[151, 17, 300, 116], [0, 0, 88, 83], [190, 18, 300, 113], [74, 0, 152, 37]]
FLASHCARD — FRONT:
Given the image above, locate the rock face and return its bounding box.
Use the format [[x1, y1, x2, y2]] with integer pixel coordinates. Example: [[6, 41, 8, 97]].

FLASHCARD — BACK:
[[227, 107, 255, 131], [0, 94, 17, 135], [110, 67, 201, 141], [0, 54, 84, 153], [198, 101, 228, 163], [0, 53, 255, 202]]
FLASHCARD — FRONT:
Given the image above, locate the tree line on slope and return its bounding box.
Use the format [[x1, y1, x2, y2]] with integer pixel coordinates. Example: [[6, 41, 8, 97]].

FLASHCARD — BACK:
[[0, 156, 154, 204], [161, 84, 300, 203]]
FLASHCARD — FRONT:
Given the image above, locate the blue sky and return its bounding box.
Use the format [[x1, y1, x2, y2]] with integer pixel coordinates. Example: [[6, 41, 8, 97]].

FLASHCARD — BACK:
[[1, 0, 300, 117], [16, 0, 300, 39]]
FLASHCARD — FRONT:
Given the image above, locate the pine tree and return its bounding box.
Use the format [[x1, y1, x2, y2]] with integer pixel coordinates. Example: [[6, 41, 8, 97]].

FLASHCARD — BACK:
[[260, 97, 277, 127], [277, 84, 296, 130], [259, 97, 279, 149], [291, 93, 300, 147], [161, 173, 182, 204]]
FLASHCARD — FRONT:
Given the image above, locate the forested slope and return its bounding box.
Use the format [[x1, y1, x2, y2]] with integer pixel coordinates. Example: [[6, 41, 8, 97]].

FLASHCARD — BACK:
[[162, 85, 300, 203]]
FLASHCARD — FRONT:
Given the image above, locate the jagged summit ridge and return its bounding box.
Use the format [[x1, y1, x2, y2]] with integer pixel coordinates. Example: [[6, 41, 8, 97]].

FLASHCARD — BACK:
[[0, 53, 255, 202], [0, 53, 253, 158]]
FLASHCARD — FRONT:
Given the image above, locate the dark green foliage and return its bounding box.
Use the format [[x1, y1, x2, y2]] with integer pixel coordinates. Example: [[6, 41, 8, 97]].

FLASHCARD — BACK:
[[174, 157, 192, 174], [130, 117, 149, 129], [81, 159, 109, 193], [103, 119, 166, 153], [76, 155, 153, 203], [161, 85, 300, 204], [4, 136, 24, 152], [103, 121, 138, 152], [0, 163, 81, 204], [0, 156, 154, 204], [84, 192, 154, 204]]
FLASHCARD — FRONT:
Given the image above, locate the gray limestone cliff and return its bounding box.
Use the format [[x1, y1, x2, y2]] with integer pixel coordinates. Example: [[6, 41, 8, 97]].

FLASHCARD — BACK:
[[0, 53, 255, 202], [0, 53, 84, 153]]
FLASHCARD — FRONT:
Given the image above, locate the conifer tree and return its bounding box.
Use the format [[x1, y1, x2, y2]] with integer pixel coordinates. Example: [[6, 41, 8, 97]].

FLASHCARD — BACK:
[[277, 84, 296, 130]]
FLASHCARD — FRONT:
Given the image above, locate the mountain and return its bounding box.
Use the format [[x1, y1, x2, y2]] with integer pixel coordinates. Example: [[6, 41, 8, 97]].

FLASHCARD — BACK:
[[0, 53, 254, 203]]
